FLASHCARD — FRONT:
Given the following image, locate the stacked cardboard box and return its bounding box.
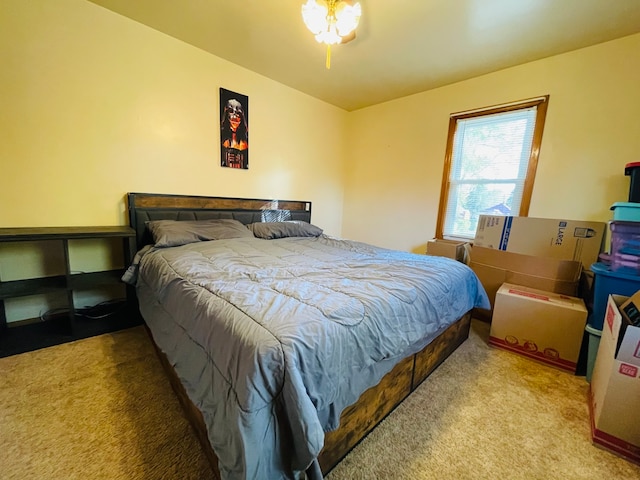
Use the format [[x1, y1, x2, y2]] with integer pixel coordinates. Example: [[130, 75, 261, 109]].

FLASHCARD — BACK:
[[589, 294, 640, 464], [470, 215, 606, 318], [469, 215, 606, 371], [465, 215, 639, 464], [470, 245, 582, 319], [472, 215, 606, 270], [490, 283, 588, 373]]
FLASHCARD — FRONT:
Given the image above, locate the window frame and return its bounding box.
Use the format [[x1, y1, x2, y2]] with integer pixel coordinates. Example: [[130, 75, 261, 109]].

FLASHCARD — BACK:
[[435, 95, 550, 240]]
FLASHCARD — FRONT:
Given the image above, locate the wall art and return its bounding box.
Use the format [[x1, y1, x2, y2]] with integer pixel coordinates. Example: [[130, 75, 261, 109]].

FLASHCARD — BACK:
[[220, 88, 249, 169]]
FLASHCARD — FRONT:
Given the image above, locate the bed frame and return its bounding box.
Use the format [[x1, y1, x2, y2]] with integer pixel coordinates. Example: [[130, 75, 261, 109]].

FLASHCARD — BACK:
[[126, 192, 472, 478]]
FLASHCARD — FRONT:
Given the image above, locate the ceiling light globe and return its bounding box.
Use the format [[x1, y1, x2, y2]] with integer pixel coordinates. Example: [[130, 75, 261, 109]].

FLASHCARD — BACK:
[[302, 0, 329, 35], [335, 2, 361, 36]]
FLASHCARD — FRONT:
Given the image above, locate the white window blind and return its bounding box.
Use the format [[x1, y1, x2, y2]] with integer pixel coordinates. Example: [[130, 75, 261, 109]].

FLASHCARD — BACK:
[[442, 106, 538, 239]]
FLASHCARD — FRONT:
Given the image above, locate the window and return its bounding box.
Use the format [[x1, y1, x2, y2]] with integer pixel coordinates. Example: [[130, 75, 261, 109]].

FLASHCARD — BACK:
[[436, 96, 549, 240]]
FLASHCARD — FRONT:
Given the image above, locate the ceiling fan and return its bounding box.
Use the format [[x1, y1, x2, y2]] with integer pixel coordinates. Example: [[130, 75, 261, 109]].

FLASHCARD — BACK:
[[301, 0, 362, 68]]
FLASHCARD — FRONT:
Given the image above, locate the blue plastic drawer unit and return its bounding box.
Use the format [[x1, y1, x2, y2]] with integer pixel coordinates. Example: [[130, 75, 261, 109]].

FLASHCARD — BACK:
[[590, 262, 640, 330]]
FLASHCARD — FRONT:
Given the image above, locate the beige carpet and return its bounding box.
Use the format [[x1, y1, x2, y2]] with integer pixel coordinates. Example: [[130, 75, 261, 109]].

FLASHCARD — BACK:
[[1, 326, 214, 480], [2, 320, 639, 480]]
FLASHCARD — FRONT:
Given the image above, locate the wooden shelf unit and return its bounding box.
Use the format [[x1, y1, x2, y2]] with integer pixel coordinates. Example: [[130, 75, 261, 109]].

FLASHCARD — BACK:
[[0, 226, 140, 357]]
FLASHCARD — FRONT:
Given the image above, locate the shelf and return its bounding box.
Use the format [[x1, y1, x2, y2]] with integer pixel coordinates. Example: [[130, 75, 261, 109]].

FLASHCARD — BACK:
[[0, 275, 67, 299], [69, 270, 126, 290], [0, 271, 128, 299], [73, 303, 138, 339], [0, 316, 73, 357], [0, 226, 141, 357], [0, 226, 136, 242]]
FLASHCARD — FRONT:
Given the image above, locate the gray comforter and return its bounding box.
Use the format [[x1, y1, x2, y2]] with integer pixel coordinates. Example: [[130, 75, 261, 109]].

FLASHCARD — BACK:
[[132, 235, 489, 479]]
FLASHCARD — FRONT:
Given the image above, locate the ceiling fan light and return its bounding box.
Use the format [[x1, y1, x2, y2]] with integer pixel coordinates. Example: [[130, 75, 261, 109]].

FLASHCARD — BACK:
[[301, 0, 361, 69], [315, 27, 342, 45], [302, 0, 329, 35], [335, 2, 361, 36]]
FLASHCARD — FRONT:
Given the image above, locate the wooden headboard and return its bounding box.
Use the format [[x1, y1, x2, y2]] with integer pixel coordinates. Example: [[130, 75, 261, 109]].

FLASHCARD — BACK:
[[127, 192, 312, 250]]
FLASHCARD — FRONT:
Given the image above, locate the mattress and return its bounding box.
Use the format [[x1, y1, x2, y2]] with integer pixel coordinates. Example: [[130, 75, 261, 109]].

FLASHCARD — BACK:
[[131, 235, 489, 479]]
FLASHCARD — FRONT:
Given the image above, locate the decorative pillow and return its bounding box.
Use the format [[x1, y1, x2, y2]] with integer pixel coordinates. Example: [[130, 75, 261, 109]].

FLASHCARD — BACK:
[[248, 221, 323, 240], [146, 219, 253, 247]]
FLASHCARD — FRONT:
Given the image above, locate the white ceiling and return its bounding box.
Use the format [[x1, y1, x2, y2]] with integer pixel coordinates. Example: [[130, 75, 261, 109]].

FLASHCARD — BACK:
[[88, 0, 640, 111]]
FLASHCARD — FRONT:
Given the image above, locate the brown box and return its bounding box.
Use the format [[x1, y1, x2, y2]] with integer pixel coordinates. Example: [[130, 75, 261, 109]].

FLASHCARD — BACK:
[[469, 246, 582, 319], [473, 215, 606, 270], [426, 239, 469, 263], [590, 294, 640, 464], [620, 290, 640, 328], [489, 283, 588, 372]]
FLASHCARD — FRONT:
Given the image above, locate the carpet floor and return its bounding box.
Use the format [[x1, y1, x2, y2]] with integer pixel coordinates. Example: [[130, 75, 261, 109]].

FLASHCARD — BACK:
[[1, 319, 639, 479]]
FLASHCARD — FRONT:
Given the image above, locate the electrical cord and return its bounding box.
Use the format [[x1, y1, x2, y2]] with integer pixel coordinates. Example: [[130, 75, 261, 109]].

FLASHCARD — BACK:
[[75, 299, 127, 319], [40, 307, 71, 322], [40, 298, 127, 322]]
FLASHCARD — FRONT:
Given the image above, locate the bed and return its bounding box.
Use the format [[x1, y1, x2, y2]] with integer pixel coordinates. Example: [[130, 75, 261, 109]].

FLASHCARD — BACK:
[[124, 192, 490, 480]]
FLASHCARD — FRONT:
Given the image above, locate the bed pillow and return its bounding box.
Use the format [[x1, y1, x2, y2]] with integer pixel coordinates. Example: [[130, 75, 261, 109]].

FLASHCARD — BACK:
[[248, 221, 323, 240], [146, 218, 254, 247]]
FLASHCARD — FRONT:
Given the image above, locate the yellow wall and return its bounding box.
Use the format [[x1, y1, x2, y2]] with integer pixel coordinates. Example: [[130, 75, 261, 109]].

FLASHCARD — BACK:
[[4, 1, 638, 254], [0, 0, 347, 235], [0, 0, 347, 321], [343, 33, 640, 253]]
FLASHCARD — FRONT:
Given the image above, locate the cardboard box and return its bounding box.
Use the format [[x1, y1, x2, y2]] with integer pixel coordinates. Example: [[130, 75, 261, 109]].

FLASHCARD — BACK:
[[489, 283, 588, 372], [469, 246, 582, 319], [426, 239, 470, 263], [589, 294, 640, 465], [473, 215, 606, 270], [620, 290, 640, 327]]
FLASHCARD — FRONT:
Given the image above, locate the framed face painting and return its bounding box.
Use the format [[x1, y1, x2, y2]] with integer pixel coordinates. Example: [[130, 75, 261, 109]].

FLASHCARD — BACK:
[[220, 88, 249, 169]]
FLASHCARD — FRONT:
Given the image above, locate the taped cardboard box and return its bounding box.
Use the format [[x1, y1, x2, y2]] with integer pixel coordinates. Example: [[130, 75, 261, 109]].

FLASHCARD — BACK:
[[469, 246, 582, 320], [589, 294, 640, 465], [473, 215, 606, 270], [489, 283, 588, 373], [426, 239, 470, 263]]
